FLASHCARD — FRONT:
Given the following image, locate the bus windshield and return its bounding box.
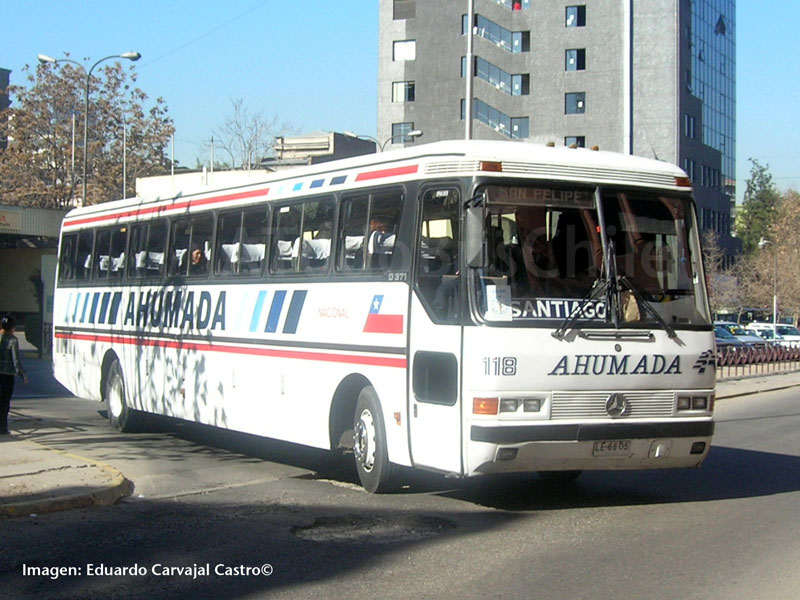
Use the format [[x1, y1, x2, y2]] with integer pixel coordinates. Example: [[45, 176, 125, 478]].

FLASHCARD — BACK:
[[474, 184, 711, 328]]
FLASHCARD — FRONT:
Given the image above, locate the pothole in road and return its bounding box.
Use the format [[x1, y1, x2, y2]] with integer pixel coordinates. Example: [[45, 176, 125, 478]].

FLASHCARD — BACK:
[[291, 514, 456, 544]]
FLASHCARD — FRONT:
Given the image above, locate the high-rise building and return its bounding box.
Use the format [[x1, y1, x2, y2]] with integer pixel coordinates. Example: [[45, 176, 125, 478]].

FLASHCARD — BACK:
[[378, 0, 735, 249], [0, 68, 10, 150]]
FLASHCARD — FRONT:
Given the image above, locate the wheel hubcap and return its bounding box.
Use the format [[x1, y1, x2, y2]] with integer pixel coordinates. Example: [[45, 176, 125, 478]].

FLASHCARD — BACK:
[[108, 377, 124, 418], [354, 408, 376, 472]]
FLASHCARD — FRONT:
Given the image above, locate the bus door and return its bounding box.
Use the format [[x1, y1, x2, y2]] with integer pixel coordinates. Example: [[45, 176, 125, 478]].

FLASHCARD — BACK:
[[408, 187, 464, 475]]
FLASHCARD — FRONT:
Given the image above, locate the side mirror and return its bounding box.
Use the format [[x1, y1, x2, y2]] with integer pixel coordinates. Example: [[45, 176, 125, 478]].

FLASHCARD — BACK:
[[465, 206, 488, 268]]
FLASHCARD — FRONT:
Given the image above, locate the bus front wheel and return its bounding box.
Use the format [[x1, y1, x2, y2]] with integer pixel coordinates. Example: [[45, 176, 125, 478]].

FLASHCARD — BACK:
[[353, 386, 396, 493], [106, 360, 141, 433]]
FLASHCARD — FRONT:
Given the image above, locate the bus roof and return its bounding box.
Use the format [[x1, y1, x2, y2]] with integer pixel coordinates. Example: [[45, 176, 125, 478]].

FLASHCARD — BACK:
[[62, 139, 691, 230]]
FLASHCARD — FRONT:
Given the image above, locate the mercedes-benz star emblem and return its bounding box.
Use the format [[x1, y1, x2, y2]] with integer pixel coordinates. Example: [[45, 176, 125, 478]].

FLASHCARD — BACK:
[[605, 393, 630, 418]]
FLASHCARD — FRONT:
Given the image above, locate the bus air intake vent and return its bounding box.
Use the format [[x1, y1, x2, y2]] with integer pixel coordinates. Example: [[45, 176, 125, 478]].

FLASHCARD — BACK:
[[425, 161, 481, 175], [551, 390, 675, 419], [500, 162, 680, 189]]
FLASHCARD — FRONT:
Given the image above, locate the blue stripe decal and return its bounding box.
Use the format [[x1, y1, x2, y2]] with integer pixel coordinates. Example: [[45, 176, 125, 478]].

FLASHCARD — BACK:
[[80, 294, 90, 323], [265, 290, 286, 333], [330, 175, 347, 185], [310, 179, 324, 188], [250, 290, 267, 332], [98, 292, 111, 324], [109, 292, 123, 325], [283, 290, 307, 334], [72, 293, 81, 323], [292, 182, 303, 192], [89, 293, 100, 323], [65, 293, 74, 322]]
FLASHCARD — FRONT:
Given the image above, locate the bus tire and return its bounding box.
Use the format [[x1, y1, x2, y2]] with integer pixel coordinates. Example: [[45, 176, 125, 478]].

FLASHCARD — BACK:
[[353, 386, 396, 493], [106, 359, 141, 433]]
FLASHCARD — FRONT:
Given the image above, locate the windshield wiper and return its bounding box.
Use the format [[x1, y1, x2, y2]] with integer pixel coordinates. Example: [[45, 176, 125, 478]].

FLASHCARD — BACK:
[[551, 276, 610, 340], [616, 275, 678, 339]]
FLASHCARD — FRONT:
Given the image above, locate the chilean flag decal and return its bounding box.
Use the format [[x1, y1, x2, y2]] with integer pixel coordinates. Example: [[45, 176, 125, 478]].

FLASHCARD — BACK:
[[363, 295, 404, 334]]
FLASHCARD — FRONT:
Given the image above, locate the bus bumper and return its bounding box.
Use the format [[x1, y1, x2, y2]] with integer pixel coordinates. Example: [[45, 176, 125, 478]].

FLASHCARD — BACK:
[[467, 420, 713, 475]]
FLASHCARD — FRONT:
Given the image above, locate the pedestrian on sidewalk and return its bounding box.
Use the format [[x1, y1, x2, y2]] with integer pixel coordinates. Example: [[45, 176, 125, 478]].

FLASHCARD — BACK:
[[0, 315, 28, 434]]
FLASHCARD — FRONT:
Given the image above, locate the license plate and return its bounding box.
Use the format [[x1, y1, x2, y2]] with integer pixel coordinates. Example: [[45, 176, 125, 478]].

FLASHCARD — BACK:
[[592, 439, 632, 457]]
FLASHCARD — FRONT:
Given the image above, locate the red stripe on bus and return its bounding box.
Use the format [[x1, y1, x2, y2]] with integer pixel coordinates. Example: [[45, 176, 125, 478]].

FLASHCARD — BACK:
[[63, 188, 271, 228], [55, 332, 408, 368], [355, 164, 418, 182]]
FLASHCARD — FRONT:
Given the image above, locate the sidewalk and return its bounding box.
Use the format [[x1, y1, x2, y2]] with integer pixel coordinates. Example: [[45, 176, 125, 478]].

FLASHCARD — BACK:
[[0, 338, 132, 518], [2, 339, 800, 518]]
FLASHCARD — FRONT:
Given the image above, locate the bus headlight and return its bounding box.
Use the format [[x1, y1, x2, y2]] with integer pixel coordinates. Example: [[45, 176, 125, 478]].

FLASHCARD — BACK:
[[499, 398, 519, 413], [522, 398, 544, 412], [677, 395, 712, 411]]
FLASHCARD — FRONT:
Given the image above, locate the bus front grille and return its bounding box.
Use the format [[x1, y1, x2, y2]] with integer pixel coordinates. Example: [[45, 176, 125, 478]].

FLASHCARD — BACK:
[[550, 391, 675, 419]]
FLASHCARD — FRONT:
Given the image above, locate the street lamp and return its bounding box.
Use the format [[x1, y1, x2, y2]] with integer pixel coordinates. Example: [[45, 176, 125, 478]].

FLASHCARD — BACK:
[[344, 129, 423, 152], [758, 237, 778, 325], [38, 52, 141, 204]]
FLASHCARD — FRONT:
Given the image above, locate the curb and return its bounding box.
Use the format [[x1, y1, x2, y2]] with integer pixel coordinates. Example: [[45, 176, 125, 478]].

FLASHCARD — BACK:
[[717, 382, 800, 401], [0, 439, 134, 518]]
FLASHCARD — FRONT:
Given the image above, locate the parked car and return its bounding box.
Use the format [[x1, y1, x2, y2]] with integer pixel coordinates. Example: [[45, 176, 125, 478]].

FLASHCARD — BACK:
[[714, 326, 746, 351], [747, 323, 800, 346], [745, 327, 785, 346], [714, 322, 767, 348]]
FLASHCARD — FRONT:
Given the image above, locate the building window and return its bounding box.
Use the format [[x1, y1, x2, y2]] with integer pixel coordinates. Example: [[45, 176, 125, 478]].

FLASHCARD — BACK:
[[565, 136, 586, 148], [565, 49, 586, 71], [493, 0, 530, 9], [511, 117, 529, 138], [462, 99, 527, 139], [393, 40, 416, 61], [464, 57, 529, 96], [392, 122, 416, 143], [565, 92, 585, 114], [684, 158, 696, 181], [684, 114, 696, 139], [393, 0, 415, 20], [511, 74, 529, 96], [566, 5, 586, 27], [466, 14, 530, 53], [392, 81, 415, 102]]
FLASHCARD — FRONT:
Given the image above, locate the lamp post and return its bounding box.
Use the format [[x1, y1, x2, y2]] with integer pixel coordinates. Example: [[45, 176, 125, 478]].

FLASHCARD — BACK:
[[38, 52, 141, 204], [345, 129, 423, 152], [758, 237, 778, 325]]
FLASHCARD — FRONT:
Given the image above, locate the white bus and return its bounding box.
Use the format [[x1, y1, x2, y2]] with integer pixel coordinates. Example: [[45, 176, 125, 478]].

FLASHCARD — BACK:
[[53, 140, 715, 492]]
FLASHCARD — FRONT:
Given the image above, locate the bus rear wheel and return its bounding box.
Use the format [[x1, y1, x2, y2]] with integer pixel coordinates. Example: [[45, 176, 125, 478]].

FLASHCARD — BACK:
[[353, 386, 396, 493], [106, 359, 141, 433]]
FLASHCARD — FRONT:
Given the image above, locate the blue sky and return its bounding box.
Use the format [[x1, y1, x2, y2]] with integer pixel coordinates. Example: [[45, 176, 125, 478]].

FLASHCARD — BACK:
[[2, 1, 797, 200]]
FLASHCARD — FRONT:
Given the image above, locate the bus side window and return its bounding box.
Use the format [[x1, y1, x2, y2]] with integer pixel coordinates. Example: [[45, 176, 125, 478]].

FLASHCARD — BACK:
[[417, 188, 461, 322], [75, 231, 94, 281], [215, 211, 242, 275], [58, 234, 77, 281], [338, 190, 403, 273], [93, 226, 127, 281], [240, 209, 268, 275], [299, 198, 334, 273], [109, 226, 128, 280], [189, 215, 213, 277], [94, 229, 112, 280], [146, 220, 168, 278], [271, 204, 301, 273], [127, 224, 147, 279]]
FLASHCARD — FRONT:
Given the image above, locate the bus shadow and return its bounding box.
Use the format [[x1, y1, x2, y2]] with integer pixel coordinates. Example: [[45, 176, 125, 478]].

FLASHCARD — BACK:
[[442, 445, 800, 510], [100, 414, 800, 510]]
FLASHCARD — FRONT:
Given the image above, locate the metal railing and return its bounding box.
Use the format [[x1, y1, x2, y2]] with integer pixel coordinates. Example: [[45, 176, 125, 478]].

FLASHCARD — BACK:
[[716, 344, 800, 380]]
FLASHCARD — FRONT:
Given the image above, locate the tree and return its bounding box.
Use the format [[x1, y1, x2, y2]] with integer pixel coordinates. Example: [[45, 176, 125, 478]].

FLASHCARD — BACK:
[[702, 229, 739, 316], [0, 57, 174, 207], [769, 190, 800, 321], [209, 98, 291, 169], [734, 158, 781, 255]]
